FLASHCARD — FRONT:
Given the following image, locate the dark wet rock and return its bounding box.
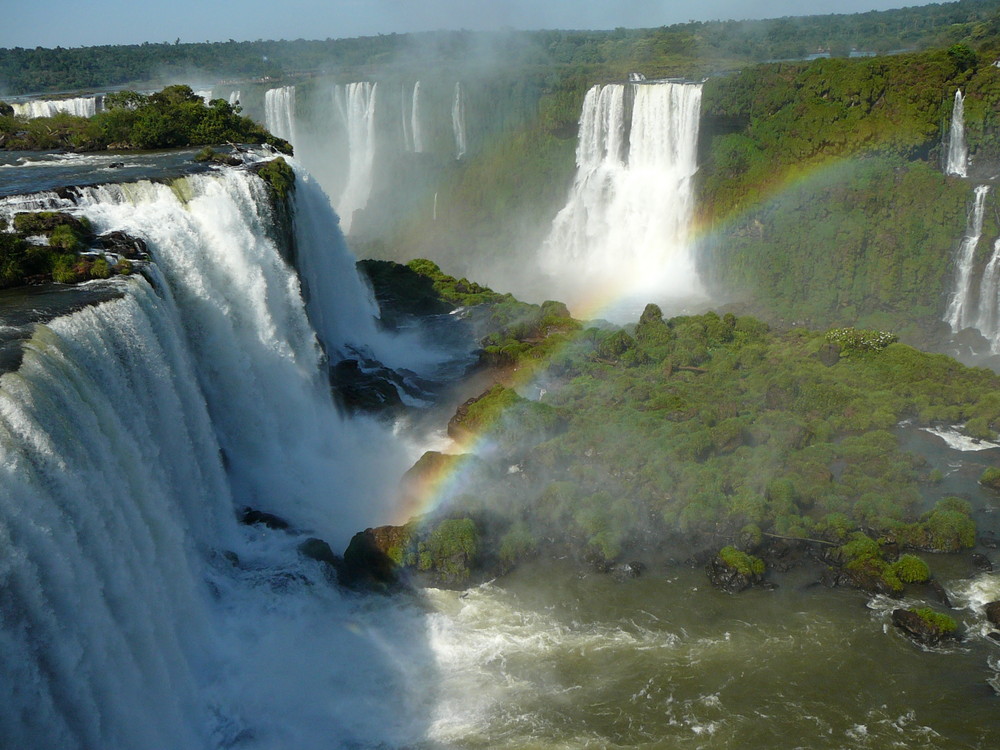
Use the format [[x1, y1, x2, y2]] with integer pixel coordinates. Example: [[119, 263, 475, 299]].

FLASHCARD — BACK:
[[108, 161, 125, 168], [955, 327, 992, 356], [341, 526, 412, 590], [707, 548, 765, 593], [297, 537, 343, 570], [972, 553, 994, 573], [987, 631, 1000, 643], [985, 601, 1000, 628], [611, 561, 644, 582], [330, 358, 403, 412], [925, 578, 953, 608], [240, 507, 290, 530], [96, 230, 148, 259], [891, 608, 959, 647]]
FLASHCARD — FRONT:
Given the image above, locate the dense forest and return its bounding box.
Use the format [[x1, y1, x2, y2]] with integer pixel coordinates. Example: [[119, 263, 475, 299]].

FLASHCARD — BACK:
[[4, 0, 1000, 95]]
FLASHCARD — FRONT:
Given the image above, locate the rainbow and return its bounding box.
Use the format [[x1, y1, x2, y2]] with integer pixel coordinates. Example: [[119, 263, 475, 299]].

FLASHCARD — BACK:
[[391, 153, 966, 526]]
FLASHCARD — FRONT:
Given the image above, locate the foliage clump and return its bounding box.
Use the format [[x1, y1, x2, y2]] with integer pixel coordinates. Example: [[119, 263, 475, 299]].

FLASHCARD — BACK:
[[418, 518, 480, 583], [910, 607, 958, 634], [0, 85, 292, 153], [718, 545, 765, 576], [0, 211, 133, 288], [891, 554, 931, 584], [825, 328, 898, 353]]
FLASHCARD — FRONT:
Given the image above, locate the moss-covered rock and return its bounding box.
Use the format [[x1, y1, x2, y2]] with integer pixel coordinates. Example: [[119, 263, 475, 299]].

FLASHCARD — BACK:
[[892, 607, 959, 646], [980, 467, 1000, 492], [707, 545, 765, 592], [252, 156, 295, 203]]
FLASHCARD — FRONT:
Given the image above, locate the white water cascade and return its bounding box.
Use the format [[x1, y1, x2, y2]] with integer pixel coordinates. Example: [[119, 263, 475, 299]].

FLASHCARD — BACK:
[[334, 82, 378, 234], [452, 82, 467, 159], [0, 164, 436, 748], [975, 238, 1000, 349], [411, 81, 425, 154], [228, 90, 241, 107], [945, 184, 990, 331], [946, 90, 968, 178], [400, 84, 413, 151], [12, 96, 98, 118], [264, 86, 296, 144], [539, 81, 704, 316]]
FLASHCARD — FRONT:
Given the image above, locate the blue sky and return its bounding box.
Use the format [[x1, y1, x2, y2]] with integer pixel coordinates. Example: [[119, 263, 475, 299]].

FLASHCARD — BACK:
[[3, 1, 938, 49]]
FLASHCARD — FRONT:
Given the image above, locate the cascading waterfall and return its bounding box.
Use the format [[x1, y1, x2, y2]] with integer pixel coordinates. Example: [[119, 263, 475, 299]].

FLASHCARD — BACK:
[[0, 164, 432, 748], [946, 90, 968, 178], [945, 184, 990, 331], [539, 81, 704, 315], [228, 90, 241, 107], [265, 86, 296, 144], [12, 96, 98, 118], [411, 81, 424, 154], [334, 82, 378, 234], [975, 238, 1000, 349], [195, 89, 213, 104], [400, 84, 413, 152], [452, 82, 467, 160]]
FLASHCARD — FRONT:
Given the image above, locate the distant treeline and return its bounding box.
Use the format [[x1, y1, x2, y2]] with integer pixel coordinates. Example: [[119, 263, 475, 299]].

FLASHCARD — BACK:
[[3, 0, 1000, 95]]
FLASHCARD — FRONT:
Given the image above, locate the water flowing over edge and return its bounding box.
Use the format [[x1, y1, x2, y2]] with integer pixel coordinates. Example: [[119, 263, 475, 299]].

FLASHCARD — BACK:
[[539, 80, 705, 318], [0, 162, 440, 748]]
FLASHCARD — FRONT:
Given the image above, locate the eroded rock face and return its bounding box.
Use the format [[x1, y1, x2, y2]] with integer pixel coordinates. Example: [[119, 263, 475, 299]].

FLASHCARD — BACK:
[[984, 600, 1000, 628]]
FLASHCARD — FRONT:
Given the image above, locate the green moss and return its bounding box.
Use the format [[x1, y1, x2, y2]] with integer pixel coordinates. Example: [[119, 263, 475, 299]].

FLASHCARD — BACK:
[[255, 156, 295, 202], [892, 554, 931, 583], [981, 467, 1000, 491], [910, 607, 958, 634], [418, 518, 480, 582], [718, 545, 765, 576]]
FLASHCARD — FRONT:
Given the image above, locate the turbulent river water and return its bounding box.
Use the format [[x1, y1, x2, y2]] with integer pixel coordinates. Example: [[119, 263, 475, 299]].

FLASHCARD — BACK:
[[1, 149, 1000, 749]]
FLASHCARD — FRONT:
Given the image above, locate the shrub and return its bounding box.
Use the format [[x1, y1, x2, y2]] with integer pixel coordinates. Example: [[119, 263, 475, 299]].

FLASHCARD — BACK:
[[718, 545, 765, 576], [892, 554, 930, 583], [825, 327, 898, 353], [910, 607, 957, 634]]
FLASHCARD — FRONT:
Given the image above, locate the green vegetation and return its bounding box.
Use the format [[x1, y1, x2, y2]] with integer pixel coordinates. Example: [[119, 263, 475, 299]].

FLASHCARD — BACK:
[[980, 466, 1000, 490], [417, 518, 480, 584], [892, 554, 931, 583], [0, 85, 291, 153], [0, 212, 134, 288], [400, 270, 993, 564], [910, 606, 958, 633], [718, 545, 765, 576], [253, 156, 295, 201]]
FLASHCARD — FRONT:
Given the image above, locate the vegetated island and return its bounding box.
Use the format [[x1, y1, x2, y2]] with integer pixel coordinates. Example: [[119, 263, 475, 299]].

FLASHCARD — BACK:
[[293, 259, 1000, 646]]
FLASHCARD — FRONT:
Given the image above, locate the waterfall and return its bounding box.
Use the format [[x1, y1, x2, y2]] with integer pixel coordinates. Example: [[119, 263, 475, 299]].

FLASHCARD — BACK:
[[195, 89, 213, 104], [265, 86, 296, 144], [228, 90, 241, 107], [334, 82, 378, 234], [974, 238, 1000, 348], [401, 84, 413, 151], [946, 90, 968, 178], [411, 81, 424, 154], [0, 164, 428, 747], [12, 96, 98, 118], [539, 81, 704, 316], [945, 184, 990, 331], [452, 82, 467, 159]]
